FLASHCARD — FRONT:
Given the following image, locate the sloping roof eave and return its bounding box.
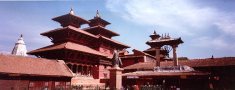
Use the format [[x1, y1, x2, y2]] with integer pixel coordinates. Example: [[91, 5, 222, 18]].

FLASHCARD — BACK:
[[99, 36, 130, 48], [40, 26, 98, 39], [83, 26, 120, 36], [28, 42, 107, 57], [0, 55, 73, 77]]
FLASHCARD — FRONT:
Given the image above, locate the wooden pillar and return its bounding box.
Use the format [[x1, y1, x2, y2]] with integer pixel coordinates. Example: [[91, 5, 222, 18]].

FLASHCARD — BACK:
[[172, 45, 178, 66], [87, 66, 90, 76], [83, 65, 87, 76], [86, 66, 88, 76], [76, 64, 78, 74], [78, 65, 81, 75], [155, 47, 161, 66], [81, 65, 84, 75], [109, 67, 124, 90], [71, 65, 74, 73], [84, 65, 87, 75], [90, 66, 93, 77], [88, 66, 91, 76]]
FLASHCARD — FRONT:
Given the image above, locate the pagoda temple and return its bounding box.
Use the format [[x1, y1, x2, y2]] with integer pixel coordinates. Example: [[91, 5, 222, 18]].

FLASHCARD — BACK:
[[28, 9, 129, 86]]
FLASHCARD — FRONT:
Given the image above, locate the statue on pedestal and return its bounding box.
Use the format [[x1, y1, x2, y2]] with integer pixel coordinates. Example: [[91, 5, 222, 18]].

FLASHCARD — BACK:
[[112, 50, 122, 68]]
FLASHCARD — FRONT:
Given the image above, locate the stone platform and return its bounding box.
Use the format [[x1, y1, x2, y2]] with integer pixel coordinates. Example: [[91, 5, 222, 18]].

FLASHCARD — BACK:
[[71, 76, 105, 89]]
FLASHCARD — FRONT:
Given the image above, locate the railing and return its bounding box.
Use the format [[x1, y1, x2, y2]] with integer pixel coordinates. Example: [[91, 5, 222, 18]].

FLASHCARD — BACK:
[[71, 85, 107, 90], [140, 85, 163, 90], [191, 57, 235, 61], [124, 85, 164, 90], [154, 65, 194, 72]]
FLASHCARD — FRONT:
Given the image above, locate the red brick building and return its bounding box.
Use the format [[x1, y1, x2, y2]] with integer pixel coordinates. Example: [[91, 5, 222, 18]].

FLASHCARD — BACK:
[[0, 54, 72, 90], [120, 49, 155, 67]]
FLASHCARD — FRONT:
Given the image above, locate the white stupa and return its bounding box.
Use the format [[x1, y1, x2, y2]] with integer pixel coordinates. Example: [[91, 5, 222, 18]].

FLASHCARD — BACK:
[[11, 34, 28, 56]]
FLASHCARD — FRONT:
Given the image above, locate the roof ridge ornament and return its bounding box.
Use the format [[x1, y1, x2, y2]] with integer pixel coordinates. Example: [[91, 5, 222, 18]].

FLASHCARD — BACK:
[[167, 33, 171, 39]]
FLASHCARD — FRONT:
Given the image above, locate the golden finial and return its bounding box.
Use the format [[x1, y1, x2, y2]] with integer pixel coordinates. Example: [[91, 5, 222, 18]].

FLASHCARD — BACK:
[[69, 8, 75, 15], [167, 33, 170, 38], [153, 30, 157, 35], [96, 10, 100, 18]]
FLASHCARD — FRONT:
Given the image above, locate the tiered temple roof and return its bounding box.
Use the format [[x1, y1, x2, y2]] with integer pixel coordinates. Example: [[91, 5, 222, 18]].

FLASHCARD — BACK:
[[84, 10, 120, 38], [83, 10, 129, 48], [28, 42, 106, 57]]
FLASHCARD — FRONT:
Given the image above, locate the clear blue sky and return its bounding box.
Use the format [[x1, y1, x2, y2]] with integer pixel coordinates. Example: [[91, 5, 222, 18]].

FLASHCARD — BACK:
[[0, 0, 235, 59]]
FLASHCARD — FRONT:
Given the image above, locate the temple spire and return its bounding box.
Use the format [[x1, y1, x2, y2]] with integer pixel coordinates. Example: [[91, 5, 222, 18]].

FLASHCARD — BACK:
[[12, 34, 28, 56], [69, 8, 75, 15]]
